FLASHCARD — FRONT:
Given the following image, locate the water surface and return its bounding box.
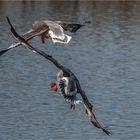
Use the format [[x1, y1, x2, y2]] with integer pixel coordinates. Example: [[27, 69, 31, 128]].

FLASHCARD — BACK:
[[0, 1, 140, 140]]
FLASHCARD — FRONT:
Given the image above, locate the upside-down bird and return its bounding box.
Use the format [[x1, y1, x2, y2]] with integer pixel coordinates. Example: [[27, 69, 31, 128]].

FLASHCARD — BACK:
[[50, 69, 82, 110]]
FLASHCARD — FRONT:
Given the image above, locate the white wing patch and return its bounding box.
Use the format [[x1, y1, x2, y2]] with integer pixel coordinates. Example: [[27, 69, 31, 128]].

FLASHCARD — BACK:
[[50, 33, 72, 44], [48, 24, 72, 44], [8, 42, 21, 49], [61, 77, 69, 94], [66, 99, 82, 105]]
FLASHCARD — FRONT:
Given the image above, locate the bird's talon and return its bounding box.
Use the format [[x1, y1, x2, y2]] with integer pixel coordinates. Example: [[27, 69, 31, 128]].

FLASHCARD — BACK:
[[70, 104, 75, 110]]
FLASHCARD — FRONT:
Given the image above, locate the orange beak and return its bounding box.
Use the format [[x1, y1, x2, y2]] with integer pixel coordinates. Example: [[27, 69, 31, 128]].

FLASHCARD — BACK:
[[50, 82, 58, 92]]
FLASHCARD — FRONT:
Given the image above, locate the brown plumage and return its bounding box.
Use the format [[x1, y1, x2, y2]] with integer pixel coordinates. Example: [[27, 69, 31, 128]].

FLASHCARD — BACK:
[[0, 18, 83, 56]]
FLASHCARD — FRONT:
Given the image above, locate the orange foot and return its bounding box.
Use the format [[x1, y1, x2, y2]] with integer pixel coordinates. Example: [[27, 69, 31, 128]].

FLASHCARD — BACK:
[[41, 34, 49, 43]]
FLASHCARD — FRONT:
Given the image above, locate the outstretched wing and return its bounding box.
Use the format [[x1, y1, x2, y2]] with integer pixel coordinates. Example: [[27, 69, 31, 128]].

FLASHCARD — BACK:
[[22, 29, 42, 41], [7, 16, 110, 135], [0, 21, 49, 56], [22, 21, 49, 41], [75, 78, 111, 135], [84, 104, 111, 135], [56, 21, 83, 33]]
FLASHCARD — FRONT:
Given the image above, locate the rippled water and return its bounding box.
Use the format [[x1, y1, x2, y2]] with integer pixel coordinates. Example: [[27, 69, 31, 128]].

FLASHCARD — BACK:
[[0, 1, 140, 140]]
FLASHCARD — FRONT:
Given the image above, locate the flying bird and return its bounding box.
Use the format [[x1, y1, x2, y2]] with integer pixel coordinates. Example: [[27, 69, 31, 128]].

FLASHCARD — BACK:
[[22, 20, 82, 44], [6, 16, 111, 135], [50, 69, 82, 110], [0, 18, 83, 56]]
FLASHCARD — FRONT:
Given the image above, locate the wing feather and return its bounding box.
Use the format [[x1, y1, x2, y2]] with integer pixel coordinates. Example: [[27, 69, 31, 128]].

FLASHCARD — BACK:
[[59, 80, 67, 98], [59, 79, 77, 102], [84, 104, 111, 135], [23, 21, 49, 41], [56, 21, 83, 33]]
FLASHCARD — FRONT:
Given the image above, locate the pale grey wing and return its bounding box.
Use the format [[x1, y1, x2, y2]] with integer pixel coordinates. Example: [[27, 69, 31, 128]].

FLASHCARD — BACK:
[[44, 20, 65, 39], [44, 20, 71, 44]]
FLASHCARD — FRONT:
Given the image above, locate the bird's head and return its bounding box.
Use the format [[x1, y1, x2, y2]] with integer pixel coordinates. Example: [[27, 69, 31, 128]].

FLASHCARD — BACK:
[[50, 82, 58, 92]]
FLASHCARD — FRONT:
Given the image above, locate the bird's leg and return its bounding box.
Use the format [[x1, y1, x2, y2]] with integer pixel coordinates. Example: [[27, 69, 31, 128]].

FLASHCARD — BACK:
[[70, 104, 75, 110], [41, 33, 46, 43], [41, 33, 49, 44], [41, 35, 45, 43]]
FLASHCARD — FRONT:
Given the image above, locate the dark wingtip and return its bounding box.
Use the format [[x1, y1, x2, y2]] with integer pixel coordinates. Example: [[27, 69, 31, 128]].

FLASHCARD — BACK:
[[6, 16, 10, 24], [84, 20, 91, 24], [6, 16, 9, 20], [71, 24, 83, 33], [6, 16, 8, 20], [6, 16, 13, 29], [0, 49, 10, 56], [82, 20, 91, 27], [102, 128, 111, 136]]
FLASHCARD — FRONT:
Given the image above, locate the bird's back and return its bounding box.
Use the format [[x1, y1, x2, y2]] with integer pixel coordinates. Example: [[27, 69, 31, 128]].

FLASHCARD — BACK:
[[32, 20, 49, 32]]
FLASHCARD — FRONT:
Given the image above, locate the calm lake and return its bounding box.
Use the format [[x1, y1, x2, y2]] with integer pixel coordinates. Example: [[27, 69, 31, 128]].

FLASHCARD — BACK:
[[0, 1, 140, 140]]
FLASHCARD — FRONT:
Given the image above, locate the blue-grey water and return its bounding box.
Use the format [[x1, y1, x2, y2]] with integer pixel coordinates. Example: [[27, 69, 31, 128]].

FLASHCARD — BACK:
[[0, 1, 140, 140]]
